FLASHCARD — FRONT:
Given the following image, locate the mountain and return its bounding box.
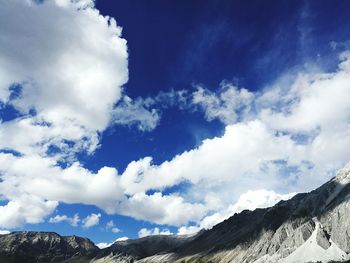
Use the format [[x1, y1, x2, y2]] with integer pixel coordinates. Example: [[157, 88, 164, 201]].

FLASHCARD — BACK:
[[0, 231, 99, 263], [164, 162, 350, 263], [1, 162, 350, 263], [95, 235, 194, 262]]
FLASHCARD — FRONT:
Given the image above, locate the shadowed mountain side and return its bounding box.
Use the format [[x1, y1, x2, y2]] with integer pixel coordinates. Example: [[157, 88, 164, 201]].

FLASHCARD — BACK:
[[99, 234, 193, 259]]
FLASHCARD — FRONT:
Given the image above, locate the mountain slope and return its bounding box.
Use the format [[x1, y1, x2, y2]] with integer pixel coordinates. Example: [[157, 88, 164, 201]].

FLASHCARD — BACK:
[[96, 162, 350, 263], [154, 162, 350, 263]]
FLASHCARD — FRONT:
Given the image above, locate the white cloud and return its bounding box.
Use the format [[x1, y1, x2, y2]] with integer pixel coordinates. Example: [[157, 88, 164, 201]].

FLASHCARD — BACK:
[[105, 220, 121, 233], [0, 155, 124, 216], [49, 213, 80, 227], [82, 213, 101, 228], [111, 227, 121, 234], [0, 230, 10, 235], [192, 82, 254, 124], [106, 220, 115, 229], [112, 95, 160, 132], [118, 192, 207, 226], [138, 227, 173, 238], [0, 195, 57, 228], [0, 0, 127, 133], [0, 0, 129, 228]]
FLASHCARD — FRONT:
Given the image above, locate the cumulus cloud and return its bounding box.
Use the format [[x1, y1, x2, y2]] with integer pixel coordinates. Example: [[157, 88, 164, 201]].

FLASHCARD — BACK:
[[49, 214, 80, 227], [82, 213, 101, 228], [0, 0, 129, 228], [117, 192, 207, 226], [138, 227, 173, 238], [0, 0, 127, 133], [0, 155, 124, 217], [0, 195, 57, 228]]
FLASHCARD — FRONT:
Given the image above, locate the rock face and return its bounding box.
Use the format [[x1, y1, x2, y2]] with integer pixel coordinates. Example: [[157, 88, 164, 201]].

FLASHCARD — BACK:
[[1, 162, 350, 263], [104, 235, 190, 259], [94, 235, 191, 263], [0, 231, 99, 263], [161, 162, 350, 263]]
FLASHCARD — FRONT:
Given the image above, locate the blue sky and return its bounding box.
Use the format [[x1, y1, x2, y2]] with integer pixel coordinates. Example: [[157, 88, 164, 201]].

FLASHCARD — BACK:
[[1, 0, 350, 246]]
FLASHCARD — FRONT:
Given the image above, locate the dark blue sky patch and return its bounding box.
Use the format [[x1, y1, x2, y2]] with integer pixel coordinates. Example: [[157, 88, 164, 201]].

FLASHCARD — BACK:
[[0, 103, 22, 122], [0, 149, 23, 157]]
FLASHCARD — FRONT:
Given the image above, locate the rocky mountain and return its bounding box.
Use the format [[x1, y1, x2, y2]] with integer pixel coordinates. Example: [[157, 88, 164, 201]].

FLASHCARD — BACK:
[[0, 231, 99, 263], [94, 235, 194, 263], [1, 162, 350, 263], [163, 162, 350, 263]]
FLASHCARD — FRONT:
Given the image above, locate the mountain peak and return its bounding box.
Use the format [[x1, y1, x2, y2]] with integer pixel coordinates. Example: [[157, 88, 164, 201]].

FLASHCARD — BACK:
[[335, 161, 350, 184]]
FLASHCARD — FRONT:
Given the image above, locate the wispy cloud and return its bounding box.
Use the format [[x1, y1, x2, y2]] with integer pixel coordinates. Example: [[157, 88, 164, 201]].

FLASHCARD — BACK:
[[105, 220, 121, 233], [82, 213, 101, 228], [49, 214, 80, 227], [112, 95, 160, 132]]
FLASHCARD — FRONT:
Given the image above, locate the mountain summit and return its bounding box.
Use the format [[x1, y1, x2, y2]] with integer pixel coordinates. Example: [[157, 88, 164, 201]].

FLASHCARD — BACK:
[[1, 163, 350, 263]]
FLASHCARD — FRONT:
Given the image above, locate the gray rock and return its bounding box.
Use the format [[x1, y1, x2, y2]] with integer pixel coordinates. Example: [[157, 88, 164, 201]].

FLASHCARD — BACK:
[[316, 225, 331, 249]]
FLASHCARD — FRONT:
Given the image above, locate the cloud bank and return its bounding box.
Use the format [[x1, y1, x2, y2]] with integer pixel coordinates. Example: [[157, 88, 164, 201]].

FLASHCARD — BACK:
[[117, 52, 350, 229], [1, 0, 350, 237]]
